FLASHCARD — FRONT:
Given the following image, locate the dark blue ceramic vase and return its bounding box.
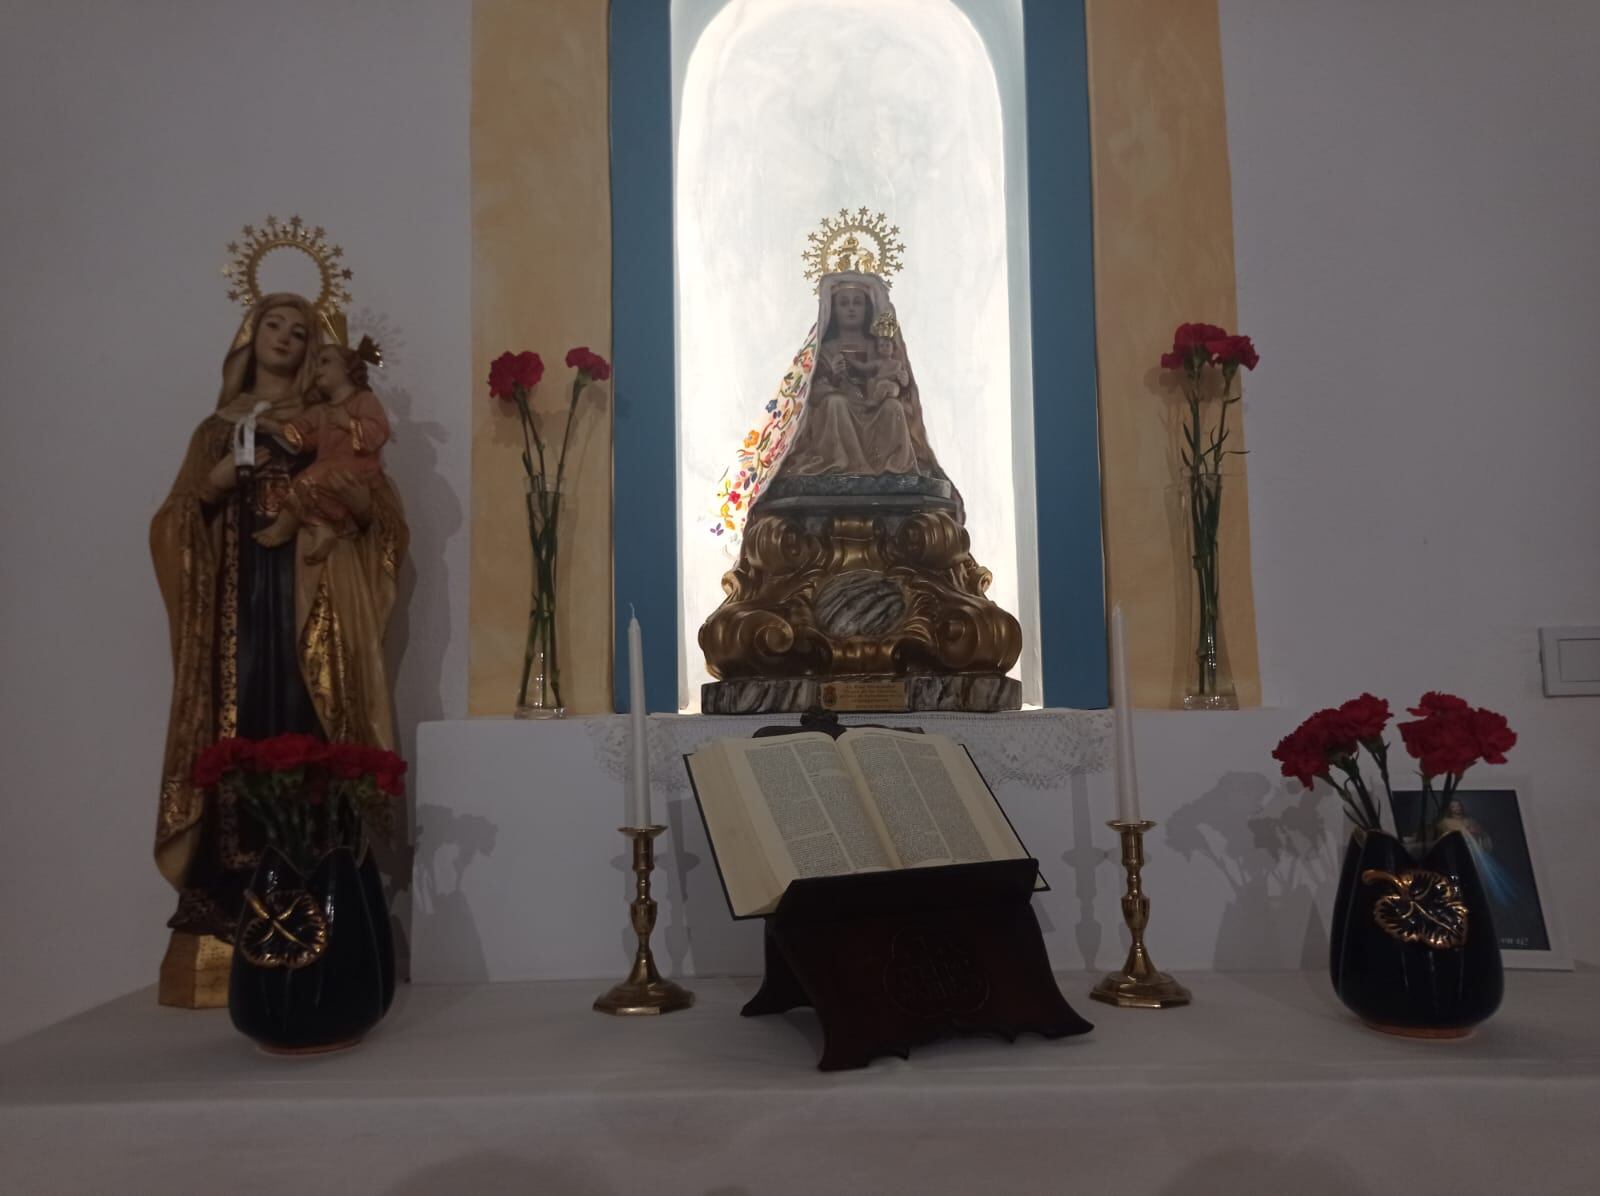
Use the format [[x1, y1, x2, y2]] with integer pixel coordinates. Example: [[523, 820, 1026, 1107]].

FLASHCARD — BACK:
[[1329, 829, 1502, 1038], [229, 845, 391, 1054]]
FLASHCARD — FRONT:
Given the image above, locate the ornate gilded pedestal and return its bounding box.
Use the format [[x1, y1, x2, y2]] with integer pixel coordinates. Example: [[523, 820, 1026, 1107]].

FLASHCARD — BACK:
[[700, 476, 1021, 714]]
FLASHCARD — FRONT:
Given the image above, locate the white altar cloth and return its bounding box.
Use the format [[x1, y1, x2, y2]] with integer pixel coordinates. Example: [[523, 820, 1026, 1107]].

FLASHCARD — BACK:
[[410, 710, 1359, 985], [3, 970, 1597, 1195]]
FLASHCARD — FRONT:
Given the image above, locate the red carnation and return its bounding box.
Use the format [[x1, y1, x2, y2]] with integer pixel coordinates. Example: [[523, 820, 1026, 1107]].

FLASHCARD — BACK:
[[1205, 334, 1260, 371], [1173, 322, 1228, 350], [1407, 691, 1469, 718], [1161, 323, 1233, 372], [488, 350, 544, 399], [1398, 712, 1480, 780], [256, 733, 327, 773], [325, 741, 368, 780], [367, 748, 408, 797], [193, 737, 254, 787], [1337, 693, 1390, 742], [1468, 707, 1516, 764], [1290, 708, 1356, 759], [1272, 723, 1331, 789], [565, 346, 612, 382]]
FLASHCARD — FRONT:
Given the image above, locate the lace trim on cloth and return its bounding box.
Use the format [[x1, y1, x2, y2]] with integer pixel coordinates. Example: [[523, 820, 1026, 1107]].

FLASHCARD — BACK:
[[585, 709, 1113, 796]]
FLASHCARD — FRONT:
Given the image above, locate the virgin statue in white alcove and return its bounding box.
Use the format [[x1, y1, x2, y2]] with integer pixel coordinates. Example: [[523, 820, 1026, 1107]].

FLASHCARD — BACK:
[[712, 270, 962, 540]]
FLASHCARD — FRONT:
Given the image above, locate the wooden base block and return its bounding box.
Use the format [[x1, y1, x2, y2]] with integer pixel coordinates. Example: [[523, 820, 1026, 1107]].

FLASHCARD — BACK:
[[158, 931, 232, 1009]]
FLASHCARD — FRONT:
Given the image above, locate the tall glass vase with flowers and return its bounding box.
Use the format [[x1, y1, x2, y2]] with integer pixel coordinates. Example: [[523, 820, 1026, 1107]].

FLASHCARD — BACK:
[[1159, 323, 1259, 709], [1272, 692, 1515, 1037], [488, 345, 611, 717]]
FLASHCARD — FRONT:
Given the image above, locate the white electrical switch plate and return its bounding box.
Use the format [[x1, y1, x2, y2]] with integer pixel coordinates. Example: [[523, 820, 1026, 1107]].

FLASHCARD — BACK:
[[1539, 627, 1600, 696]]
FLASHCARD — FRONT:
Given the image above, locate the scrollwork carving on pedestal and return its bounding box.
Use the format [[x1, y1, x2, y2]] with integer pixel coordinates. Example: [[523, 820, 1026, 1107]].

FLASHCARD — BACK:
[[699, 505, 1021, 713]]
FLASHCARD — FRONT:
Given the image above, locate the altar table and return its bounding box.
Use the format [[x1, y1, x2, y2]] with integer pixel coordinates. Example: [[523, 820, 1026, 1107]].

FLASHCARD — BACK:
[[3, 970, 1597, 1194]]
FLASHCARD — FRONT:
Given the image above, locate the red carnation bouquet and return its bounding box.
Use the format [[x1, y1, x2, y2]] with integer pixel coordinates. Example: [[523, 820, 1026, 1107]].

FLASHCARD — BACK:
[[1272, 692, 1515, 845], [193, 734, 406, 875], [487, 345, 611, 715]]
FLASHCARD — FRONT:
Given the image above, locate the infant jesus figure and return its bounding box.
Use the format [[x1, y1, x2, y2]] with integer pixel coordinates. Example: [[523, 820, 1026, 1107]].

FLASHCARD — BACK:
[[864, 310, 909, 407], [254, 341, 390, 564]]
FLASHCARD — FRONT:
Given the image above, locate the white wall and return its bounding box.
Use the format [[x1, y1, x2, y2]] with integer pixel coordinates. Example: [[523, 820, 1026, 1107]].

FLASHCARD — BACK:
[[1220, 0, 1600, 956], [0, 0, 471, 1043]]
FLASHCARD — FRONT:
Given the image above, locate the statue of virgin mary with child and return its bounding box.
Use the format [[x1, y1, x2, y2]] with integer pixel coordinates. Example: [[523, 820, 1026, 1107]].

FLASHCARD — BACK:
[[715, 269, 960, 536], [702, 233, 1019, 714]]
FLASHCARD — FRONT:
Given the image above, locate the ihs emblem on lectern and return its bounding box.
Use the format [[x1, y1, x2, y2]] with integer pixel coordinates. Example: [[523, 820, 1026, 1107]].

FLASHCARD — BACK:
[[802, 207, 906, 289]]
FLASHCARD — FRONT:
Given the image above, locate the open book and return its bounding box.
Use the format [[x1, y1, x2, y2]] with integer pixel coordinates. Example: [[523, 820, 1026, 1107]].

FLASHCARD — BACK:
[[686, 727, 1034, 918]]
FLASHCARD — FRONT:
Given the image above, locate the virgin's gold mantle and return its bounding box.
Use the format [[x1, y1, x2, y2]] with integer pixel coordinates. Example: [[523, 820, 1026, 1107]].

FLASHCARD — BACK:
[[699, 505, 1021, 714]]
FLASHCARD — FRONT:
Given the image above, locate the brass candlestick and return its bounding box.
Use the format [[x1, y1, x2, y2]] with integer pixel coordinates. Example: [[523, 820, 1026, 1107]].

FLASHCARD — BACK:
[[1091, 819, 1192, 1009], [593, 826, 695, 1016]]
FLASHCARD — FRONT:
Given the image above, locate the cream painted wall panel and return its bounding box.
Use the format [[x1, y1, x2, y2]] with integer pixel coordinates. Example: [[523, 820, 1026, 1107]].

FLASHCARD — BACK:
[[0, 0, 471, 1044], [1088, 0, 1262, 708], [468, 0, 613, 715]]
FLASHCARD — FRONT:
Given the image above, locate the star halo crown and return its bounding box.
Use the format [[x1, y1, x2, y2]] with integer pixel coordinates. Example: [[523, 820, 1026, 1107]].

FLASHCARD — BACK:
[[222, 214, 372, 354], [801, 207, 905, 292]]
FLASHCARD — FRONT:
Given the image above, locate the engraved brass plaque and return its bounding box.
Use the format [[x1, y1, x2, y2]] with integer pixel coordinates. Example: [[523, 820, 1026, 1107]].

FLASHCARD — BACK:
[[820, 680, 909, 712]]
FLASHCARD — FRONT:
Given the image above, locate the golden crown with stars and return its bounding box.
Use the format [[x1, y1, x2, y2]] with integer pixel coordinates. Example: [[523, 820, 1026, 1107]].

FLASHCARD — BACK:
[[801, 207, 905, 291], [222, 215, 376, 361]]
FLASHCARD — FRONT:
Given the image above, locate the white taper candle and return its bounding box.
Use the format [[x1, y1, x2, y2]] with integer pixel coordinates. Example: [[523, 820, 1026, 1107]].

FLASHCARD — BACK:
[[1110, 604, 1142, 823], [628, 607, 650, 827]]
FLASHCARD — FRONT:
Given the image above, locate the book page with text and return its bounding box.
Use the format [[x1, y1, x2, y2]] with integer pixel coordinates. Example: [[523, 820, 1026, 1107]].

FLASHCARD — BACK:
[[686, 744, 786, 917], [725, 735, 893, 885], [840, 729, 1027, 868]]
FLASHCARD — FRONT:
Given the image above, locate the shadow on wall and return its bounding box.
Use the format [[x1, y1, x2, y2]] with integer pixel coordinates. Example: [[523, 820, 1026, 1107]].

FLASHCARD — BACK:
[[1059, 772, 1112, 972], [355, 307, 465, 981], [413, 803, 498, 984], [665, 786, 766, 977], [1165, 770, 1341, 969], [661, 794, 705, 976]]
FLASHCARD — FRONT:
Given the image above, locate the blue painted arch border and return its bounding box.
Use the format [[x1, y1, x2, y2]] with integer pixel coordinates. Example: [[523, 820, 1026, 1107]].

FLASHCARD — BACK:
[[610, 0, 1106, 712]]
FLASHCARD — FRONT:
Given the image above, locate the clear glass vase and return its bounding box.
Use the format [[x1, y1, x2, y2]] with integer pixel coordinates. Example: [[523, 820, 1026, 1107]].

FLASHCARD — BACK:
[[514, 607, 564, 719], [514, 483, 565, 718], [1180, 470, 1238, 710]]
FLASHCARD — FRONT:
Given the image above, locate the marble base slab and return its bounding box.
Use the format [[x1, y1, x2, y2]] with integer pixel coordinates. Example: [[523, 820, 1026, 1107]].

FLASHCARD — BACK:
[[701, 672, 1022, 714]]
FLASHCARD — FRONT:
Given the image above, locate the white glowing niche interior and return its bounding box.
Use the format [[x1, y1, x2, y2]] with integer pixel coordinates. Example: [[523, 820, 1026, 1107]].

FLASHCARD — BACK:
[[673, 0, 1038, 711]]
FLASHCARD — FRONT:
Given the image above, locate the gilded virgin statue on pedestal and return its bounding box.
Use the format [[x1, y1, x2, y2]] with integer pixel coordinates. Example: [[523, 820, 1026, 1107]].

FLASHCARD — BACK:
[[149, 221, 407, 1005], [700, 211, 1021, 714]]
